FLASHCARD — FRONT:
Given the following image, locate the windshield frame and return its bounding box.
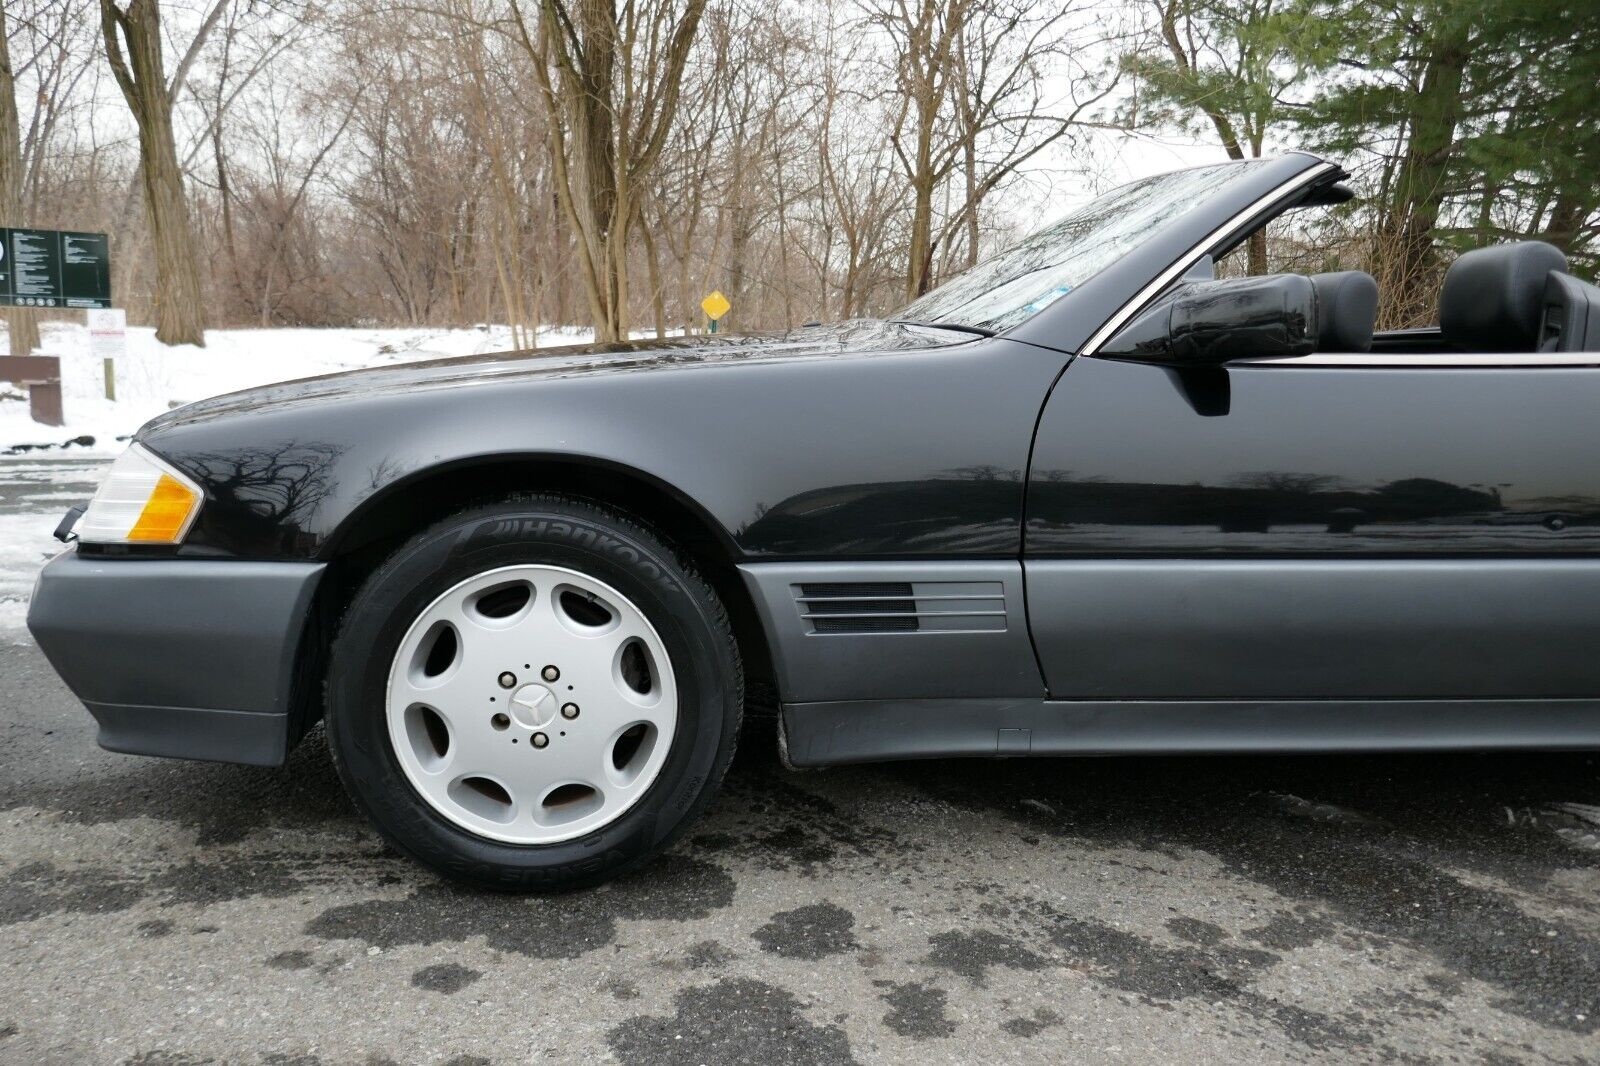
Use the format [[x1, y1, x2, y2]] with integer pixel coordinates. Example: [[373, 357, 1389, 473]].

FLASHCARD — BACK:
[[931, 154, 1336, 356]]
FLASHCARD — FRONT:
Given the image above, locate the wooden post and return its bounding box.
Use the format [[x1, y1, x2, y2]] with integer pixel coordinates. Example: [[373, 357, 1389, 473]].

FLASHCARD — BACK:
[[28, 380, 63, 426]]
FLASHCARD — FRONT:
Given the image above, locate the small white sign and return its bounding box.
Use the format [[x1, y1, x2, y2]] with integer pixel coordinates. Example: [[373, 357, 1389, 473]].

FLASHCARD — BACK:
[[88, 306, 127, 361]]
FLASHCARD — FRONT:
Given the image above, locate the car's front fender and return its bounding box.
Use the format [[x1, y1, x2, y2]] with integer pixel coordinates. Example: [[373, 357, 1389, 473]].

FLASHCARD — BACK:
[[136, 337, 1065, 562]]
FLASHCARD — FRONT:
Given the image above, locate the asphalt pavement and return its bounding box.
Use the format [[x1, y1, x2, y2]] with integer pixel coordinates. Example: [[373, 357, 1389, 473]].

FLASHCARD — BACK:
[[2, 456, 1599, 1065]]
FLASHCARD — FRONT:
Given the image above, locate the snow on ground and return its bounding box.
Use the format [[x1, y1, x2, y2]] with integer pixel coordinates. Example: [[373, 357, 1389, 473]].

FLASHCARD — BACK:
[[1, 321, 599, 454], [0, 512, 56, 638], [0, 457, 107, 638]]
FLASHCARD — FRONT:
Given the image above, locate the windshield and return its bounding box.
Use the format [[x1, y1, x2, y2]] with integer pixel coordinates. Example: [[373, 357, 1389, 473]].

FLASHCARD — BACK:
[[897, 160, 1271, 334]]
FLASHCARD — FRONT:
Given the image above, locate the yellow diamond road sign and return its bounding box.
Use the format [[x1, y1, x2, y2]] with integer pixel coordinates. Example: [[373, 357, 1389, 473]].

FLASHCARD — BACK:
[[701, 290, 730, 321]]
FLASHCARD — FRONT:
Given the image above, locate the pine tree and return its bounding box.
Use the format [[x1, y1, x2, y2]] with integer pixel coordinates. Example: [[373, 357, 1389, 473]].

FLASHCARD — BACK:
[[1290, 0, 1600, 323], [1121, 0, 1305, 274]]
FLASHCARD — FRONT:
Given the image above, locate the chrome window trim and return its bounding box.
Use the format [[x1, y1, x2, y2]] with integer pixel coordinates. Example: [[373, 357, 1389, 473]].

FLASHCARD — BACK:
[[1232, 352, 1600, 368], [1079, 161, 1341, 358]]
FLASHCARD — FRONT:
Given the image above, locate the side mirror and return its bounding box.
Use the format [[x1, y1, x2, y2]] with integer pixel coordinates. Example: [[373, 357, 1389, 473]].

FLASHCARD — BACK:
[[1100, 274, 1317, 365]]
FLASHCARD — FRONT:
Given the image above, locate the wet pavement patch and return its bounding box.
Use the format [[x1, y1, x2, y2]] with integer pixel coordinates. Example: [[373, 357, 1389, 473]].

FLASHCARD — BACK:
[[306, 883, 617, 960], [1166, 916, 1228, 946], [684, 938, 736, 968], [1244, 909, 1336, 951], [1040, 909, 1367, 1049], [1200, 822, 1600, 1034], [899, 752, 1600, 1037], [305, 854, 735, 959], [1, 861, 143, 926], [0, 713, 357, 852], [411, 962, 482, 994], [265, 950, 314, 971], [607, 977, 858, 1065], [146, 855, 334, 907], [1262, 791, 1376, 826], [877, 980, 957, 1039], [926, 929, 1049, 986], [752, 902, 857, 960], [1000, 1008, 1061, 1038], [754, 825, 838, 872]]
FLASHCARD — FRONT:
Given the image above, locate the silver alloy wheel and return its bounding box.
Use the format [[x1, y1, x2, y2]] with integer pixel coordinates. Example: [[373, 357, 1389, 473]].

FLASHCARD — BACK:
[[385, 564, 678, 844]]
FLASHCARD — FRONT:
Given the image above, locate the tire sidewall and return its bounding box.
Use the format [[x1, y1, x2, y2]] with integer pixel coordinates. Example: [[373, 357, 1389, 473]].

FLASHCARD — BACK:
[[328, 500, 735, 890]]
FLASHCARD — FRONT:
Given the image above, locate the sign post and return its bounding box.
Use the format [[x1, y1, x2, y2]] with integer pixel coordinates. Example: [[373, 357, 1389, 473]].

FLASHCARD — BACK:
[[0, 228, 112, 310], [89, 307, 127, 400], [701, 290, 731, 334]]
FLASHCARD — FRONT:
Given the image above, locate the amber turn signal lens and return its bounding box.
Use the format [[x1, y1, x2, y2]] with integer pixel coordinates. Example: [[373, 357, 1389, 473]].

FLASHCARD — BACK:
[[128, 474, 200, 542]]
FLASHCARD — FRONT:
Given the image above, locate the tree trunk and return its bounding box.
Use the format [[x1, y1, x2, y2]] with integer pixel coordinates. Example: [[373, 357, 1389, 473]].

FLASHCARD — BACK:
[[523, 0, 703, 342], [906, 156, 936, 299], [962, 134, 979, 269], [0, 3, 40, 356], [774, 157, 795, 330], [101, 0, 207, 347], [1160, 0, 1266, 275], [1542, 192, 1587, 253], [637, 205, 666, 339], [726, 197, 751, 331], [1381, 29, 1468, 327], [1247, 231, 1268, 276]]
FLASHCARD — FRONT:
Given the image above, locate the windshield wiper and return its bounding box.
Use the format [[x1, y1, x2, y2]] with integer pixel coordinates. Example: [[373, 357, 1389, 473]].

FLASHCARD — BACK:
[[890, 319, 996, 337]]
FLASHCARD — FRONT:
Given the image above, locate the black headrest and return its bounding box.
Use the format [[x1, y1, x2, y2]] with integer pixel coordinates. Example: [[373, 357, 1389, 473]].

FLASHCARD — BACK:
[[1441, 241, 1569, 351], [1309, 271, 1378, 352]]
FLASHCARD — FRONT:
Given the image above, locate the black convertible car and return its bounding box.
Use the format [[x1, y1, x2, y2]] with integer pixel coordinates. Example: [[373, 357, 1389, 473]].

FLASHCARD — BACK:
[[28, 152, 1600, 889]]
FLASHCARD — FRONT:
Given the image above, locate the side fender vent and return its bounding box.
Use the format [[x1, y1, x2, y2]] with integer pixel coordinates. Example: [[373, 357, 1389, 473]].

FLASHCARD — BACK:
[[795, 581, 1006, 635]]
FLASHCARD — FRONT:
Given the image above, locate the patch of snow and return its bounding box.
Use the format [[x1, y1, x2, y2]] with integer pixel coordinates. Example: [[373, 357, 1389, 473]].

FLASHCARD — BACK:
[[0, 511, 62, 641], [1, 321, 605, 454]]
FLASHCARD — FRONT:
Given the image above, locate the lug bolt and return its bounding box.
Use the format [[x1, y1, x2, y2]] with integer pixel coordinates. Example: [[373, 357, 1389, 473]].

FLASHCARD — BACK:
[[541, 665, 560, 682], [491, 713, 510, 730], [498, 671, 517, 689], [531, 732, 549, 749], [561, 703, 579, 720]]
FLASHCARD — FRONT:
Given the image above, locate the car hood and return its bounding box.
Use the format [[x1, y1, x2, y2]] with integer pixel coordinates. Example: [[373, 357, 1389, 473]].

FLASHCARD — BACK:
[[142, 319, 969, 435]]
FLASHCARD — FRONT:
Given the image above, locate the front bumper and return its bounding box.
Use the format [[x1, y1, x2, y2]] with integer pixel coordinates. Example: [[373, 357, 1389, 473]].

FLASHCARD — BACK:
[[26, 550, 326, 766]]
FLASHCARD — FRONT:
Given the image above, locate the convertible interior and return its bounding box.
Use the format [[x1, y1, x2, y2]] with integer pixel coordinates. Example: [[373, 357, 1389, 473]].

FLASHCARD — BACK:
[[1214, 217, 1600, 357]]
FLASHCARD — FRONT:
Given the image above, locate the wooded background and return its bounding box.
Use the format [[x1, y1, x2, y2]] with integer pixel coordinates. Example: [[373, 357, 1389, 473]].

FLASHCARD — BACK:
[[1, 0, 1595, 350]]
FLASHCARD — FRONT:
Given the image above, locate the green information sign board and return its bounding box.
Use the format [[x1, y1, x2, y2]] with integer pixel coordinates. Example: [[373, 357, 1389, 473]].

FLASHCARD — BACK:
[[0, 228, 111, 309]]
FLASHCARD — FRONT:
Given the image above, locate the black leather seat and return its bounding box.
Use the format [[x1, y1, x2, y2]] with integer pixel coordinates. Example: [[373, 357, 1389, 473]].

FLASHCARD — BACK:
[[1541, 272, 1600, 352], [1309, 270, 1378, 352], [1440, 241, 1569, 351]]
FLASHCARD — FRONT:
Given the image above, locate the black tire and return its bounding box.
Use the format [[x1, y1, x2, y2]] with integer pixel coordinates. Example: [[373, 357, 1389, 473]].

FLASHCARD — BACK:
[[325, 493, 742, 891]]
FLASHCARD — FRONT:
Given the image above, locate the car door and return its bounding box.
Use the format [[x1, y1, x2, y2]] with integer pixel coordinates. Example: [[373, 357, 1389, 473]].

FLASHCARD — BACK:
[[1023, 352, 1600, 700]]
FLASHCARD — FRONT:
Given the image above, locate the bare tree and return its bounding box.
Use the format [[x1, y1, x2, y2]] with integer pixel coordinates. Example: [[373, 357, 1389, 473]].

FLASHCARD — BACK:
[[100, 0, 220, 345], [864, 0, 1111, 298], [1121, 0, 1298, 273], [513, 0, 706, 342], [0, 0, 39, 356]]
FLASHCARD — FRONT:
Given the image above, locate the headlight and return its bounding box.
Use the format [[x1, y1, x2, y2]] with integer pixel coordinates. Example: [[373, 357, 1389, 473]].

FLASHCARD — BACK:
[[78, 443, 204, 544]]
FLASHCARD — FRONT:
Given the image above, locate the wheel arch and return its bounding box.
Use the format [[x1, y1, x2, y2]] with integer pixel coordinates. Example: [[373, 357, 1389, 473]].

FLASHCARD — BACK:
[[291, 454, 775, 746], [322, 452, 742, 562]]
